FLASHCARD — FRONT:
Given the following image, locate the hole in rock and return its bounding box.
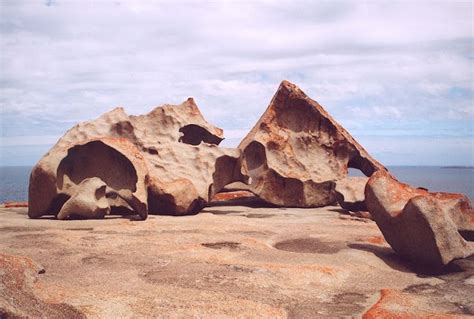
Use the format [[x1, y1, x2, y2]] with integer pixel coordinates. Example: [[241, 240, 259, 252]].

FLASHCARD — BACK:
[[348, 168, 365, 177], [459, 230, 474, 241], [179, 124, 223, 145], [57, 140, 138, 193], [110, 206, 136, 216], [244, 141, 266, 171], [348, 155, 376, 177], [47, 193, 70, 216]]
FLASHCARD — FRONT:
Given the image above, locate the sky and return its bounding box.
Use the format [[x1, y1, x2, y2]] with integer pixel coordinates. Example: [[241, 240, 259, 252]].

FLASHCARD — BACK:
[[0, 0, 473, 166]]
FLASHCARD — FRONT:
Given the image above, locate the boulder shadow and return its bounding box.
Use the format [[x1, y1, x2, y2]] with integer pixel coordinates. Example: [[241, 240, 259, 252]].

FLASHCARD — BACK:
[[347, 243, 412, 273], [328, 208, 349, 214], [348, 243, 471, 276], [208, 196, 278, 208], [202, 209, 244, 216]]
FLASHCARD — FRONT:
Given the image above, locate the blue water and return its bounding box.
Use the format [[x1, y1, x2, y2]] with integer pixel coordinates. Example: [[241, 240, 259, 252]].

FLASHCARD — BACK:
[[0, 166, 472, 202], [351, 166, 473, 201], [1, 166, 31, 202]]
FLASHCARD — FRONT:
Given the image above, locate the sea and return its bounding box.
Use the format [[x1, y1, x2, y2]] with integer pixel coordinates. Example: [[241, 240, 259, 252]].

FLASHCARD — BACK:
[[0, 166, 472, 203]]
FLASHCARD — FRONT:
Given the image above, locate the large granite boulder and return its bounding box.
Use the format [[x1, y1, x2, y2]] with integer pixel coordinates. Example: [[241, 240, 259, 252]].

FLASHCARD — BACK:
[[238, 80, 386, 207], [29, 98, 247, 219], [365, 170, 474, 269]]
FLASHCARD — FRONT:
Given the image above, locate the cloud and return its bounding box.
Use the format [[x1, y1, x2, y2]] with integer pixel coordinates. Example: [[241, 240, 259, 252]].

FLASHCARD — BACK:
[[0, 0, 473, 165]]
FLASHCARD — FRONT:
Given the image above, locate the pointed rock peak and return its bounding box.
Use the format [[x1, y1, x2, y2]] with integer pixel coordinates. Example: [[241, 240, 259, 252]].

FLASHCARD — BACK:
[[108, 106, 127, 115], [181, 97, 204, 116], [178, 98, 224, 140], [279, 79, 298, 90], [238, 80, 387, 208], [98, 106, 129, 121]]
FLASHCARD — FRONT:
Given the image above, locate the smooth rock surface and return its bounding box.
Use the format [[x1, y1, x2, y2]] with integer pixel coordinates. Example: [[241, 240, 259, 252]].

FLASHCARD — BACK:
[[1, 205, 472, 317], [365, 170, 474, 269], [57, 177, 110, 220], [238, 80, 386, 208], [29, 99, 246, 219], [0, 253, 85, 318]]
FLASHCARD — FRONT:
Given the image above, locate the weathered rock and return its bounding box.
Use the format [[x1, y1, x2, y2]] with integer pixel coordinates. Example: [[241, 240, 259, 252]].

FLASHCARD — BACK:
[[0, 253, 85, 318], [29, 138, 149, 220], [238, 80, 386, 207], [57, 177, 110, 220], [365, 170, 474, 269], [29, 99, 247, 219], [335, 176, 368, 212]]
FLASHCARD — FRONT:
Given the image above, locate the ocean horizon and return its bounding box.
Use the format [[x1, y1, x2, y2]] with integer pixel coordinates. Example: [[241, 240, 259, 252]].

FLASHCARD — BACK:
[[1, 165, 472, 203]]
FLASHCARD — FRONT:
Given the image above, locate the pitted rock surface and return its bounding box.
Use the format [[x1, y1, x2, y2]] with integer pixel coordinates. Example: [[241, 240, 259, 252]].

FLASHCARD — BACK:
[[238, 80, 386, 208], [29, 99, 246, 218]]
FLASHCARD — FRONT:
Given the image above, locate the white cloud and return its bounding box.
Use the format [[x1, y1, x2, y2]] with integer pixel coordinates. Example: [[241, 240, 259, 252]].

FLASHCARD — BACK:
[[0, 0, 473, 165], [0, 135, 61, 146]]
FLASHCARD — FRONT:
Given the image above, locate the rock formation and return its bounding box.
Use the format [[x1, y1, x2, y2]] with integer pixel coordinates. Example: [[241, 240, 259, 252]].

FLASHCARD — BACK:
[[238, 80, 386, 207], [29, 98, 246, 219], [365, 170, 474, 269], [57, 177, 111, 220], [335, 176, 369, 212], [29, 138, 149, 220]]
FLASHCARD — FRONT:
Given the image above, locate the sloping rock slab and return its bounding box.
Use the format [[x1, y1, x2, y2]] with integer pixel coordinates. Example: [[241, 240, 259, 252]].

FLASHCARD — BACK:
[[0, 253, 85, 318]]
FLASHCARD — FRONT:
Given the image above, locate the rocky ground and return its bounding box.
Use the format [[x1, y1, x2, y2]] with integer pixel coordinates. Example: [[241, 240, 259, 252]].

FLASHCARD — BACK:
[[1, 199, 473, 318]]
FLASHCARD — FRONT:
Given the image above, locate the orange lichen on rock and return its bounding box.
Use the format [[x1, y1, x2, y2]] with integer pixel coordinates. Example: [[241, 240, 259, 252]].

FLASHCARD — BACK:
[[2, 201, 28, 208], [358, 236, 385, 245], [211, 191, 256, 202], [363, 289, 465, 319]]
